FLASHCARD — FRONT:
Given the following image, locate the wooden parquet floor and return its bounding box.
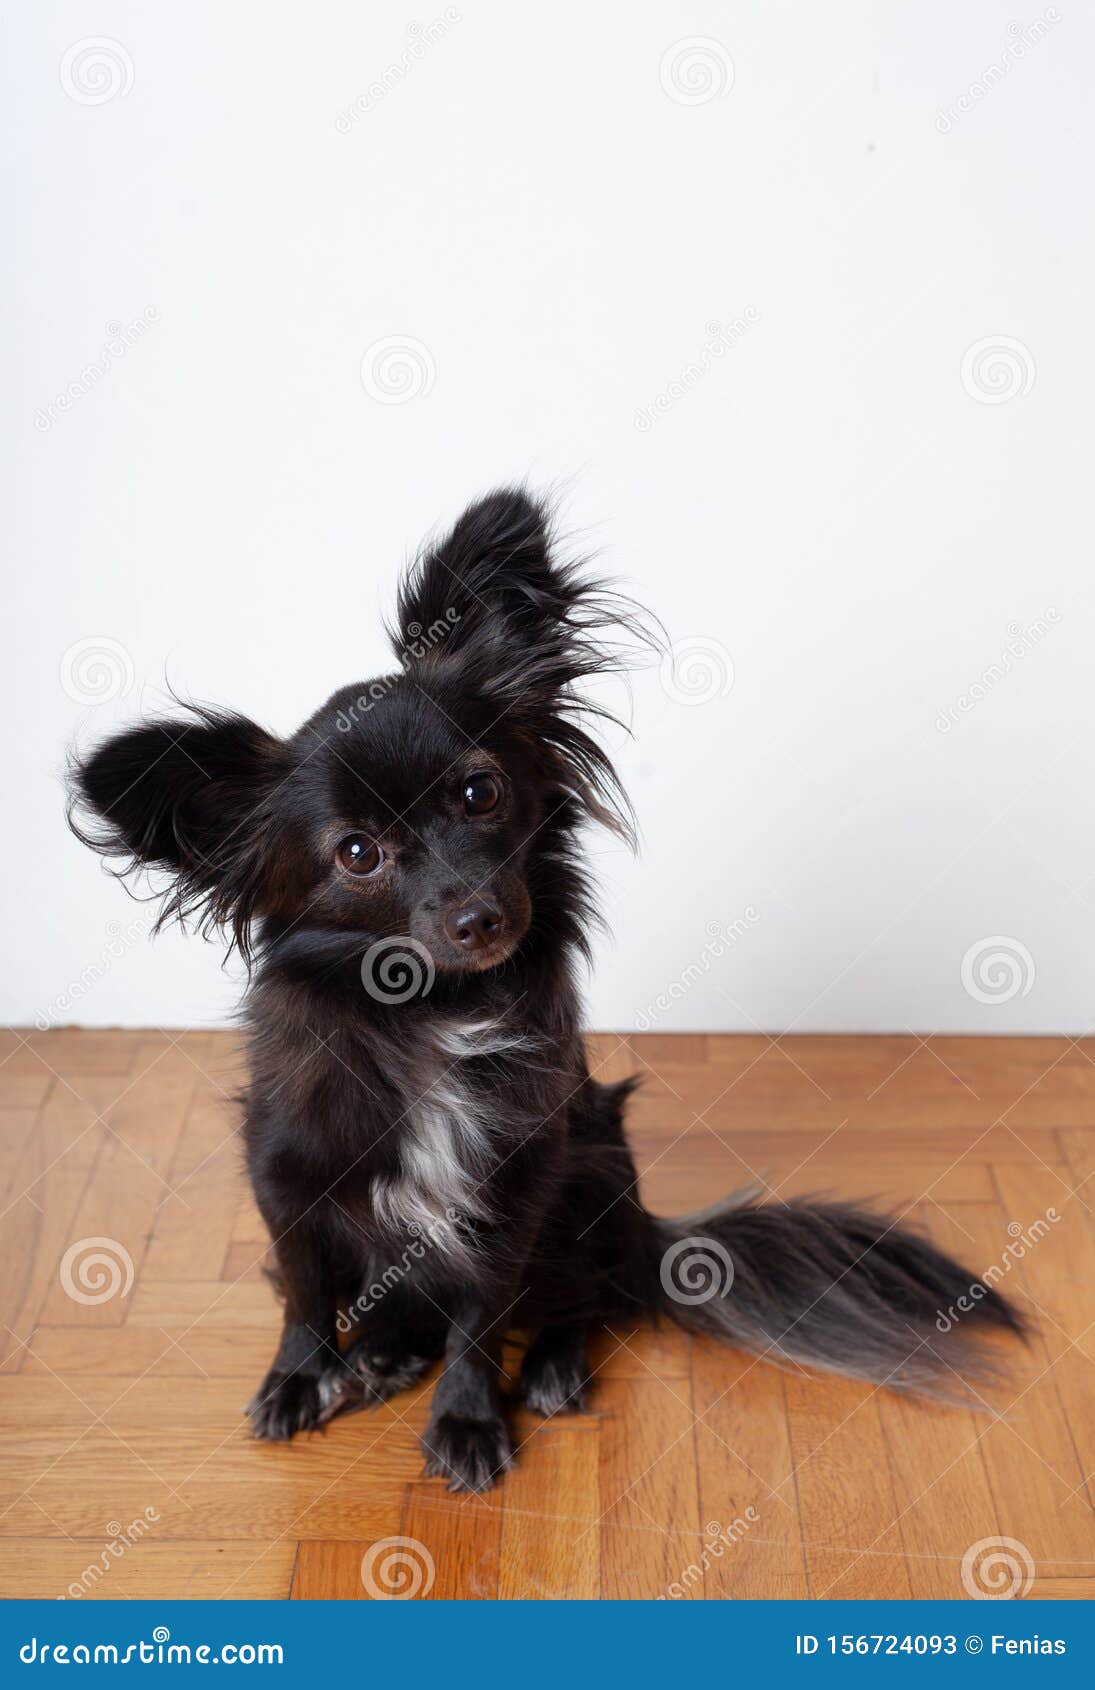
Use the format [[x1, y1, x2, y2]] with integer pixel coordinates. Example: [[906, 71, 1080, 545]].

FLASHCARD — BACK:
[[0, 1028, 1093, 1599]]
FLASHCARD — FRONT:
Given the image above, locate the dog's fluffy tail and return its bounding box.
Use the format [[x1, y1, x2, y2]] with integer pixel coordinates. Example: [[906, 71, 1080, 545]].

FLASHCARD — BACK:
[[649, 1192, 1026, 1398]]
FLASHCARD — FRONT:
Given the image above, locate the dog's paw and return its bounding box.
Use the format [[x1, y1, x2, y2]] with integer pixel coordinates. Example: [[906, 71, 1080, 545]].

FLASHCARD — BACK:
[[422, 1412, 513, 1492], [519, 1330, 591, 1417], [520, 1354, 590, 1417], [344, 1339, 434, 1405], [246, 1365, 358, 1441]]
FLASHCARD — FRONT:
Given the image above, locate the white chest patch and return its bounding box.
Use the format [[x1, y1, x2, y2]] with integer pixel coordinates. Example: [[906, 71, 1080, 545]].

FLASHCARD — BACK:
[[371, 1017, 531, 1255]]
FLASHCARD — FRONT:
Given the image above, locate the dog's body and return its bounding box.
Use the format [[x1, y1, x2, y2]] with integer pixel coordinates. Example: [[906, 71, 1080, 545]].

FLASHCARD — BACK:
[[72, 489, 1022, 1491]]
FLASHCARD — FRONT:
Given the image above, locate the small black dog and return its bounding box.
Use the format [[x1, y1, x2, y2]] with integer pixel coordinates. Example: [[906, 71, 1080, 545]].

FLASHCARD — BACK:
[[71, 489, 1022, 1491]]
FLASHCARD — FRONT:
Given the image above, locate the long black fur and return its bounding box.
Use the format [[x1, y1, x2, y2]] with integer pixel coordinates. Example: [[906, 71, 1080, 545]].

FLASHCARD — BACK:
[[68, 488, 1024, 1491]]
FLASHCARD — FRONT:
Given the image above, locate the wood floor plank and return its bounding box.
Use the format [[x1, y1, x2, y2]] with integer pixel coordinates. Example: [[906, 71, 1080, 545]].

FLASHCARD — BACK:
[[690, 1340, 807, 1598], [989, 1175, 1095, 1357], [22, 1324, 277, 1379], [632, 1034, 708, 1067], [402, 1477, 505, 1599], [922, 1198, 1095, 1577], [0, 1110, 44, 1208], [1058, 1127, 1095, 1191], [786, 1375, 912, 1599], [866, 1200, 1007, 1600], [127, 1278, 278, 1328], [592, 1321, 690, 1381], [18, 1020, 141, 1074], [141, 1095, 242, 1283], [596, 1376, 701, 1599], [291, 1542, 371, 1599], [989, 1166, 1095, 1545], [631, 1086, 1072, 1138], [0, 1479, 414, 1545], [9, 1032, 140, 1077], [499, 1414, 599, 1598], [0, 1538, 296, 1599], [230, 1193, 268, 1247], [0, 1070, 53, 1110], [1026, 1577, 1095, 1599], [876, 1391, 1003, 1599], [291, 1523, 462, 1600], [0, 1078, 114, 1370], [130, 1033, 221, 1081], [703, 1035, 1095, 1129], [36, 1070, 196, 1329], [643, 1154, 1000, 1218], [220, 1242, 267, 1282]]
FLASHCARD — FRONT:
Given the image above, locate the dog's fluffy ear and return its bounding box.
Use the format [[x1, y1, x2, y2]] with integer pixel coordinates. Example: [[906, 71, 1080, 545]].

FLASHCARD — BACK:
[[69, 706, 288, 958], [395, 487, 645, 843], [395, 487, 650, 700], [393, 488, 562, 672]]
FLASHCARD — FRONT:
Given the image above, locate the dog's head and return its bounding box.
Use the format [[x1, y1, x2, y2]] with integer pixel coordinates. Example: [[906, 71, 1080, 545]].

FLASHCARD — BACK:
[[70, 490, 638, 978]]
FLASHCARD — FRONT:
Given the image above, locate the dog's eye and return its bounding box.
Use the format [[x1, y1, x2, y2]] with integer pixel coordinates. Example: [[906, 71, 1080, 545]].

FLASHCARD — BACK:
[[463, 773, 501, 816], [336, 835, 383, 876]]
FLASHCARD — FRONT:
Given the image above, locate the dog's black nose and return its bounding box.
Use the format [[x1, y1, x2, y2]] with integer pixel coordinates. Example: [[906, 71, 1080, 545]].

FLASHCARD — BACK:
[[444, 900, 505, 951]]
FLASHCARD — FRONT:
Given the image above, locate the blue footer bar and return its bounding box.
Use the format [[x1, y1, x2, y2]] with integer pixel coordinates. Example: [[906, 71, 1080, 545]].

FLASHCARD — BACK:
[[1, 1600, 1092, 1682]]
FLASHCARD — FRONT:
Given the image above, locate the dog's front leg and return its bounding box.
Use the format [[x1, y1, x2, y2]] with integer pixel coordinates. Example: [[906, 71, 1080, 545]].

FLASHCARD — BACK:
[[421, 1284, 522, 1492], [247, 1217, 357, 1440]]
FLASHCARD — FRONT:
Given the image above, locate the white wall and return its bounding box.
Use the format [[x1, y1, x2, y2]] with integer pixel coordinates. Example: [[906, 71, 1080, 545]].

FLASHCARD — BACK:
[[6, 1, 1091, 1035]]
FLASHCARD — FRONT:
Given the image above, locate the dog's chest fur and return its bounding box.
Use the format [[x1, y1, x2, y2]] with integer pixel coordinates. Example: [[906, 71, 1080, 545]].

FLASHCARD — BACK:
[[370, 1017, 526, 1249]]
